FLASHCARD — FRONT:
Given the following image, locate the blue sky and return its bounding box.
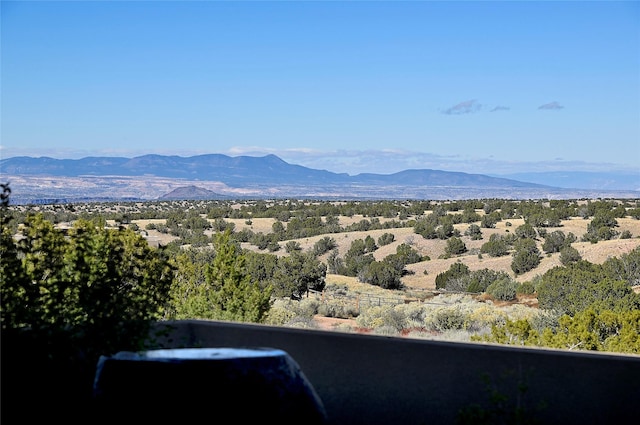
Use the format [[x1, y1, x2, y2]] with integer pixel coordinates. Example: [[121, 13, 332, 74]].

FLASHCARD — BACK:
[[2, 0, 639, 176]]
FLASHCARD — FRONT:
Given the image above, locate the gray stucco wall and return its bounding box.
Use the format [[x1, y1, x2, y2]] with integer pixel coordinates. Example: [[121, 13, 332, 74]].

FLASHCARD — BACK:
[[152, 320, 640, 425]]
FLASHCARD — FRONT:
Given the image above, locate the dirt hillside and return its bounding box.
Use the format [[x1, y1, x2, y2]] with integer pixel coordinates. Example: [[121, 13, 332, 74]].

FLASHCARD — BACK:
[[135, 210, 640, 292]]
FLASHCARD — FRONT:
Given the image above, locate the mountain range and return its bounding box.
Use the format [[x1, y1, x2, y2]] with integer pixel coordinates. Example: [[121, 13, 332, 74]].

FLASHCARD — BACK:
[[1, 154, 638, 203]]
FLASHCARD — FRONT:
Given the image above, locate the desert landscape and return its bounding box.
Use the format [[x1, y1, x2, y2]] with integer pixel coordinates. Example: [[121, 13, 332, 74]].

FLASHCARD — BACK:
[[135, 210, 640, 292]]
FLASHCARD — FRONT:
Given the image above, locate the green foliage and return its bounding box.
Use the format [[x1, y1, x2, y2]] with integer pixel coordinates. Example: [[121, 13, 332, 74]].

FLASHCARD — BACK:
[[584, 278, 640, 313], [384, 243, 424, 270], [244, 251, 279, 285], [536, 261, 603, 314], [511, 250, 541, 275], [517, 281, 536, 295], [264, 298, 319, 326], [327, 249, 344, 274], [436, 220, 457, 240], [515, 223, 537, 239], [1, 201, 174, 365], [430, 307, 467, 331], [535, 260, 640, 316], [6, 193, 640, 357], [541, 230, 574, 254], [364, 234, 378, 252], [582, 210, 619, 242], [445, 236, 467, 256], [480, 212, 500, 228], [601, 246, 640, 286], [466, 269, 511, 293], [377, 232, 395, 246], [480, 234, 511, 257], [436, 262, 470, 290], [464, 223, 483, 240], [525, 210, 562, 228], [413, 214, 439, 239], [271, 251, 327, 299], [356, 305, 407, 333], [271, 220, 286, 235], [510, 238, 541, 275], [477, 309, 640, 354], [359, 260, 403, 290], [461, 208, 482, 223], [313, 236, 337, 256], [317, 299, 359, 320], [343, 238, 376, 277], [486, 278, 519, 301], [474, 319, 540, 347], [285, 240, 302, 253], [558, 245, 581, 266], [169, 230, 273, 322], [250, 231, 279, 250]]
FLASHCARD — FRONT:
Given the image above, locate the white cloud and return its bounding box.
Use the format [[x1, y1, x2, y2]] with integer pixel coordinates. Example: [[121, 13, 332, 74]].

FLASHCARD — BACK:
[[538, 101, 564, 110], [441, 99, 482, 115]]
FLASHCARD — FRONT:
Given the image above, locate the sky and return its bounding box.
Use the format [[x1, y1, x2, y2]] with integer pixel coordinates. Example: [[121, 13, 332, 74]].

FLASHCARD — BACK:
[[1, 0, 639, 176]]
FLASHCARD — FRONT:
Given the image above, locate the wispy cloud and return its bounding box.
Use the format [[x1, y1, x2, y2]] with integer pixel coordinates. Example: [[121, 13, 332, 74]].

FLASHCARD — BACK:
[[273, 149, 638, 176], [538, 101, 564, 110], [441, 99, 482, 115], [490, 106, 510, 112]]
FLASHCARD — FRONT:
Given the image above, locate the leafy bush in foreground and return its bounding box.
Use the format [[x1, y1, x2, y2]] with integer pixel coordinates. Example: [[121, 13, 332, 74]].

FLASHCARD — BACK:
[[1, 204, 174, 362]]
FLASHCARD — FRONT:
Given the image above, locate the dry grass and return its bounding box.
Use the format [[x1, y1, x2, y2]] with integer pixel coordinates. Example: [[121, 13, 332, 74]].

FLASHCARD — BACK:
[[131, 212, 640, 292], [121, 205, 640, 335], [230, 214, 640, 291]]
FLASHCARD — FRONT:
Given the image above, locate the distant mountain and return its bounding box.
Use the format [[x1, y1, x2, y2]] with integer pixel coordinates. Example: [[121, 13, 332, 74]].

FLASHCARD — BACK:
[[492, 171, 640, 191], [160, 185, 230, 200], [0, 154, 546, 187], [0, 154, 348, 185], [2, 154, 639, 202], [350, 169, 543, 188]]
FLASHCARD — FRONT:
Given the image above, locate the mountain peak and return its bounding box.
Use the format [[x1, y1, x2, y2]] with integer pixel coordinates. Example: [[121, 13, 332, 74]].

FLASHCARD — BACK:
[[1, 154, 638, 202]]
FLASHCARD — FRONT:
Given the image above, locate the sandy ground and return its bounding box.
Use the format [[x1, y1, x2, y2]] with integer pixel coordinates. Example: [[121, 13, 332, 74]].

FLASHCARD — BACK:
[[313, 315, 358, 331], [226, 214, 640, 291], [126, 209, 640, 333], [134, 212, 640, 292]]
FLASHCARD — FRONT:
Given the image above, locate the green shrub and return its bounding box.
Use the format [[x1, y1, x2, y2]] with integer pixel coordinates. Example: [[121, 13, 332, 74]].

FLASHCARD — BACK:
[[313, 236, 337, 255], [377, 232, 395, 246], [511, 241, 541, 275], [486, 278, 519, 301], [285, 240, 302, 253], [317, 301, 359, 319], [467, 269, 512, 293], [559, 245, 581, 266], [480, 234, 510, 257], [445, 236, 467, 256], [428, 307, 467, 332], [517, 281, 536, 295], [264, 305, 297, 326], [464, 224, 483, 240], [265, 298, 319, 325], [435, 262, 470, 289], [1, 212, 174, 361]]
